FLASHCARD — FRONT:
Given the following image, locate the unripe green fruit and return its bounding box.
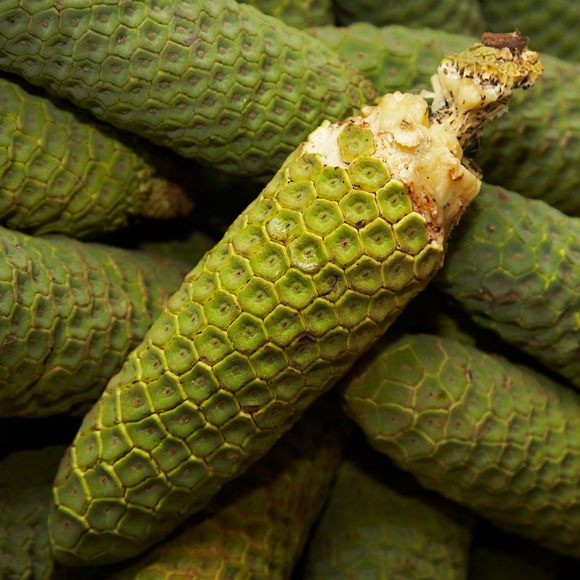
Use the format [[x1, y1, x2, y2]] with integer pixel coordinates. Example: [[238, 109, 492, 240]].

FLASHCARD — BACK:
[[0, 75, 191, 238], [304, 456, 472, 579], [0, 227, 189, 418], [110, 402, 341, 579], [240, 0, 333, 28], [437, 184, 580, 389], [48, 42, 541, 565], [0, 447, 65, 579], [333, 0, 485, 35], [0, 0, 374, 177], [344, 334, 580, 558], [49, 99, 451, 565], [310, 24, 580, 216]]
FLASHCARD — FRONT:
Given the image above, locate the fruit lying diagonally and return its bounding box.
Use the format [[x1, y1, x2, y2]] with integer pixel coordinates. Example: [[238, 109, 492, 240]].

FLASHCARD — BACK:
[[239, 0, 333, 28], [49, 39, 541, 565], [0, 74, 191, 238], [309, 24, 580, 216], [0, 227, 189, 418], [303, 455, 472, 579], [0, 446, 65, 580], [436, 183, 580, 390], [110, 400, 341, 579], [333, 0, 485, 35], [343, 334, 580, 558], [0, 0, 374, 177]]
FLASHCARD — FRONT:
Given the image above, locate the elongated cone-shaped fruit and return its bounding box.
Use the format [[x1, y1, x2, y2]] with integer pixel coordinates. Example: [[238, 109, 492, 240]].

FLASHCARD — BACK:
[[309, 24, 580, 216], [239, 0, 333, 28], [0, 75, 192, 238], [0, 0, 374, 177], [0, 447, 65, 580], [437, 183, 580, 389], [110, 400, 342, 579], [303, 454, 472, 579], [49, 38, 542, 565], [0, 227, 189, 418], [333, 0, 485, 35], [343, 334, 580, 558]]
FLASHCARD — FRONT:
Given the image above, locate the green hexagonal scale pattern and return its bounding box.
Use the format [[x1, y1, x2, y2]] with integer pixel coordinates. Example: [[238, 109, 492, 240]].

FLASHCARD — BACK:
[[0, 75, 190, 238], [304, 457, 471, 579], [0, 227, 188, 417], [110, 404, 341, 579], [49, 41, 542, 564], [0, 0, 374, 177], [344, 334, 580, 558], [437, 184, 580, 389]]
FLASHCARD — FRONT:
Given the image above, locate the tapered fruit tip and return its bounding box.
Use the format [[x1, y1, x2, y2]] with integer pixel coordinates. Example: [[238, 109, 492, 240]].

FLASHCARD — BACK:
[[430, 30, 543, 147], [302, 34, 541, 237], [138, 179, 194, 219]]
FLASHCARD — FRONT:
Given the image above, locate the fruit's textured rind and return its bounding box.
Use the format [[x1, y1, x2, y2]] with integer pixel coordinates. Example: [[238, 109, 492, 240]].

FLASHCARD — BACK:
[[475, 55, 580, 216], [0, 446, 64, 580], [0, 0, 374, 177], [110, 404, 341, 579], [48, 90, 464, 565], [303, 456, 471, 579], [343, 334, 580, 557], [309, 24, 580, 216], [0, 74, 191, 238], [480, 0, 580, 62], [239, 0, 333, 28], [308, 24, 468, 97], [0, 227, 189, 418], [333, 0, 485, 35], [49, 38, 541, 564], [437, 184, 580, 389]]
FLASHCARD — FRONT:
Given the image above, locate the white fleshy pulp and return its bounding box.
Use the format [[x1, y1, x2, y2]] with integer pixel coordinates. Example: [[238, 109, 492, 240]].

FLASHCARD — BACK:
[[304, 92, 481, 234]]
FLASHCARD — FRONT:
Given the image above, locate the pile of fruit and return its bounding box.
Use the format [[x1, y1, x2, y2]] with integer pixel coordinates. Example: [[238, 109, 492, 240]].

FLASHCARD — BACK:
[[0, 1, 578, 578]]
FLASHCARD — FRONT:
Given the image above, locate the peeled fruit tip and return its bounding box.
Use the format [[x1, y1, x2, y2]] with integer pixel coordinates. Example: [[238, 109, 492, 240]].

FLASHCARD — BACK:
[[430, 30, 543, 146]]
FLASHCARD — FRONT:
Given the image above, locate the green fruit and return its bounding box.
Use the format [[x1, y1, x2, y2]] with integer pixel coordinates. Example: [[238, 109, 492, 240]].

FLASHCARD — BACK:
[[0, 74, 191, 238], [436, 184, 580, 390], [48, 42, 540, 565], [333, 0, 485, 35], [343, 333, 580, 558], [0, 446, 64, 580], [480, 0, 580, 62], [0, 227, 189, 418], [308, 24, 468, 97], [48, 106, 440, 566], [309, 24, 580, 216], [476, 57, 580, 216], [239, 0, 333, 28], [303, 455, 472, 579], [0, 0, 374, 177], [110, 401, 341, 579]]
